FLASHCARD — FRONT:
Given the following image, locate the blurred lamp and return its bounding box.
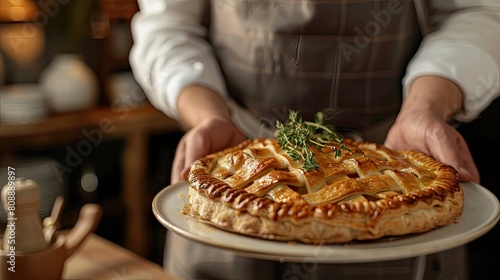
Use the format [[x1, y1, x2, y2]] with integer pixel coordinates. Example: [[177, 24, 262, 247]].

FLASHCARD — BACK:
[[0, 0, 44, 66], [0, 0, 38, 22]]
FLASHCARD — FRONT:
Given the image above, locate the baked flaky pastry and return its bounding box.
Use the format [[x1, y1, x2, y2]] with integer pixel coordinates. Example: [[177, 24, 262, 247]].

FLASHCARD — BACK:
[[187, 138, 463, 244]]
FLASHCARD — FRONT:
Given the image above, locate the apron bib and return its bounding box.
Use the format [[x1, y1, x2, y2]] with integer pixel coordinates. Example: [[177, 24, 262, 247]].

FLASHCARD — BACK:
[[209, 0, 422, 140]]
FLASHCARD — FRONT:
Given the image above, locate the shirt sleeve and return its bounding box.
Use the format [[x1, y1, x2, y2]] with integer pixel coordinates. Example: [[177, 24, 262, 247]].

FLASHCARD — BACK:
[[129, 0, 228, 121], [405, 3, 500, 122]]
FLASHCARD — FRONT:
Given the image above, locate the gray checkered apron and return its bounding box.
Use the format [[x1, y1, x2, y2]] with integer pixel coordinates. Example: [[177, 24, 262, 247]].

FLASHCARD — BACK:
[[209, 0, 422, 143], [165, 1, 469, 279]]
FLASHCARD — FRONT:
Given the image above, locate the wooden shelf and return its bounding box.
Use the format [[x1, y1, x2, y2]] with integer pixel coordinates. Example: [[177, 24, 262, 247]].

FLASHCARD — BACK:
[[0, 104, 179, 148]]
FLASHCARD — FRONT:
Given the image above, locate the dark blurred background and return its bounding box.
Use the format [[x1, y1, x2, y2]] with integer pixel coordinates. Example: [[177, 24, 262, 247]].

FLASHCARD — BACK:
[[0, 1, 498, 278]]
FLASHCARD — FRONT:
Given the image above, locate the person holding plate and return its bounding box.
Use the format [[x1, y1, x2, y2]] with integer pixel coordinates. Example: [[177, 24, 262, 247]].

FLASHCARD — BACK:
[[130, 0, 500, 279]]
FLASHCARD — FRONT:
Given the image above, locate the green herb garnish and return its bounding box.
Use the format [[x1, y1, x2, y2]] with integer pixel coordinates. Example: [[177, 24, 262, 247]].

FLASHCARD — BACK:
[[275, 110, 349, 171]]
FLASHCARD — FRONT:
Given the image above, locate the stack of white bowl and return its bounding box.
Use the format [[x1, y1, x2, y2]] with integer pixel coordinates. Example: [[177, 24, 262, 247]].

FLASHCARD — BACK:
[[0, 84, 49, 124], [0, 157, 66, 222]]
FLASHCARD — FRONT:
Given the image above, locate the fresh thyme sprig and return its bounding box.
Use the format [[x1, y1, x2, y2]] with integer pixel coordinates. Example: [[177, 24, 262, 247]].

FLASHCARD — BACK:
[[275, 110, 349, 171]]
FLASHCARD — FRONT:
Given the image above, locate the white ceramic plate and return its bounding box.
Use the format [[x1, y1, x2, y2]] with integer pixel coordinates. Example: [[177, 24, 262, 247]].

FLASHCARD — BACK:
[[152, 181, 500, 263]]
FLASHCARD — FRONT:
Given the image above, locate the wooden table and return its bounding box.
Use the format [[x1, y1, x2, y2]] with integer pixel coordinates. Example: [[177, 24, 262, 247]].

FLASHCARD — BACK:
[[64, 233, 178, 279], [0, 104, 181, 256]]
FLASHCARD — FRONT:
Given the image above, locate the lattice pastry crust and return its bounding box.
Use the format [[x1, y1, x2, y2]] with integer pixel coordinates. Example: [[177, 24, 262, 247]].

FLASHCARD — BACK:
[[187, 138, 464, 244]]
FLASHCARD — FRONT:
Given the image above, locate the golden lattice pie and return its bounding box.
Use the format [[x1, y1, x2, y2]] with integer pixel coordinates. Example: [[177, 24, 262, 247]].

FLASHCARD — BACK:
[[187, 138, 463, 244]]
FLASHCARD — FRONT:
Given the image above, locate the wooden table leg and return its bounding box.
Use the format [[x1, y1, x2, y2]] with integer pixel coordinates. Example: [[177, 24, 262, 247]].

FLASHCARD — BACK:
[[122, 130, 150, 257]]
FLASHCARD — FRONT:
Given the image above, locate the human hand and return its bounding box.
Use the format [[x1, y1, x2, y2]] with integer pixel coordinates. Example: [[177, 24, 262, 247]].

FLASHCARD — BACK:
[[384, 76, 480, 183], [384, 109, 479, 183], [171, 115, 247, 184]]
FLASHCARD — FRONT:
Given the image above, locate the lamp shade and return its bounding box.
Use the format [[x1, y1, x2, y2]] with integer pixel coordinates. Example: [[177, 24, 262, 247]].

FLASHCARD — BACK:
[[0, 0, 38, 23]]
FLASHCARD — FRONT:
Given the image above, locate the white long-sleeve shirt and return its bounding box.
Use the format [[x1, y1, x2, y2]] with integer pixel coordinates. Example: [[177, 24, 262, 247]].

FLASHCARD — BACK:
[[130, 0, 500, 136]]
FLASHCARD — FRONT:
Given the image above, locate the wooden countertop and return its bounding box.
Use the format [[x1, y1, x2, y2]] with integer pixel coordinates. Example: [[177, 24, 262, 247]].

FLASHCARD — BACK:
[[64, 233, 178, 280]]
